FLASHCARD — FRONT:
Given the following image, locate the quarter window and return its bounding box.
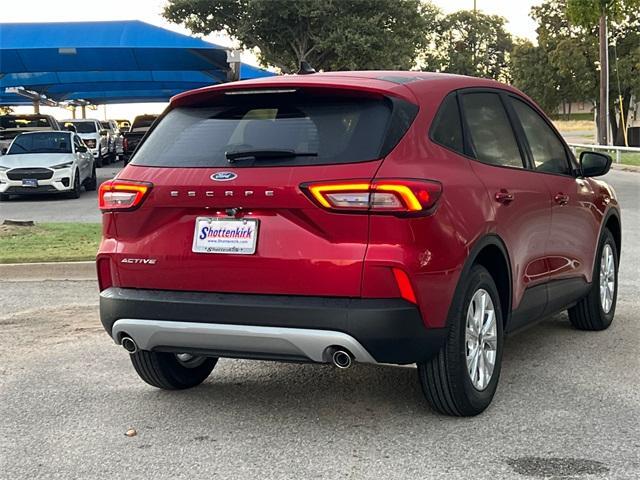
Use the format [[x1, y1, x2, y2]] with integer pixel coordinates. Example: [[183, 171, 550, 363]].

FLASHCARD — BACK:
[[511, 98, 571, 175], [461, 92, 524, 168], [431, 93, 464, 154]]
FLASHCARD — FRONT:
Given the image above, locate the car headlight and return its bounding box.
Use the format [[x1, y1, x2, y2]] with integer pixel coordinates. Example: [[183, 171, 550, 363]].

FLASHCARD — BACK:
[[85, 139, 97, 148], [51, 162, 74, 170]]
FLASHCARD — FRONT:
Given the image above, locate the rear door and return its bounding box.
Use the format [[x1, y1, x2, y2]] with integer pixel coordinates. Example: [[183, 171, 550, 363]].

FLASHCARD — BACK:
[[459, 90, 552, 318], [111, 90, 413, 297]]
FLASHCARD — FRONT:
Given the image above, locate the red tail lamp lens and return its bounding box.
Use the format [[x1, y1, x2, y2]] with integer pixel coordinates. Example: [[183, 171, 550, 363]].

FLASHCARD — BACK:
[[304, 179, 441, 214], [98, 180, 152, 211]]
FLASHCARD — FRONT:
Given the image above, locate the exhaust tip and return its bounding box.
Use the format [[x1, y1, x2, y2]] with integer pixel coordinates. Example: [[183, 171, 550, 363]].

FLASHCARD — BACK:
[[121, 336, 138, 354], [332, 349, 353, 369]]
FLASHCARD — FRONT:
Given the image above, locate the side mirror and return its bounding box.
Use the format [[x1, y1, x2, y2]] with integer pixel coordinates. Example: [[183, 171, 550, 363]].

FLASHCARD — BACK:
[[100, 129, 109, 136], [1, 147, 7, 155], [76, 145, 88, 153], [580, 151, 612, 177]]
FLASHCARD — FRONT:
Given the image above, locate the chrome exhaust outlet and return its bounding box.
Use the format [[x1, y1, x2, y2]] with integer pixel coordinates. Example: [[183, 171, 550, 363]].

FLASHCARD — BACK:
[[332, 349, 353, 369], [121, 336, 138, 354]]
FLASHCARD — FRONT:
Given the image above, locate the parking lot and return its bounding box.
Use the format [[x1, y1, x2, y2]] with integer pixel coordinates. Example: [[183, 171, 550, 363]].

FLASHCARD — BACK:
[[0, 169, 638, 479], [0, 162, 121, 223]]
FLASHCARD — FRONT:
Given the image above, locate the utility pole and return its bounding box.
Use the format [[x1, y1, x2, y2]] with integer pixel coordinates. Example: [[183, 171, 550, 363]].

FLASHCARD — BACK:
[[598, 13, 609, 145]]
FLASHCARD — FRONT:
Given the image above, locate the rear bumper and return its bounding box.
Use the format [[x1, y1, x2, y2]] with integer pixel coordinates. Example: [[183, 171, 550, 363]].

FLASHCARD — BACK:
[[100, 288, 447, 365]]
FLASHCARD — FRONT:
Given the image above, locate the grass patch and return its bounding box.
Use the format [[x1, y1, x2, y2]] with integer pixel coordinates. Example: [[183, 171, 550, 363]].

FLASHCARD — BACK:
[[550, 113, 594, 122], [552, 120, 595, 132], [0, 222, 101, 264]]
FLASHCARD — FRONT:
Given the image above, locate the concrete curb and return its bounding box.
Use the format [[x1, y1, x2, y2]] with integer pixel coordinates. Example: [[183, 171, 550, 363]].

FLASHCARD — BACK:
[[611, 163, 640, 173], [0, 261, 96, 281]]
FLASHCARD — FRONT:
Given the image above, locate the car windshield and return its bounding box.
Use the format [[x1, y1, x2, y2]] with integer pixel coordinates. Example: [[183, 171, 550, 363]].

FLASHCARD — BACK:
[[7, 132, 72, 155], [132, 95, 397, 167], [64, 121, 96, 134]]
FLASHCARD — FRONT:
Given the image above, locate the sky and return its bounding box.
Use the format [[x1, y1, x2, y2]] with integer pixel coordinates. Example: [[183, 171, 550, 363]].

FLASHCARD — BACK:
[[3, 0, 543, 120]]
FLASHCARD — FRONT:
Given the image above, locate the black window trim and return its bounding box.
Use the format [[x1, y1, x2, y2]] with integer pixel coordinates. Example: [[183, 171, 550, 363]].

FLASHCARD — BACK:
[[504, 93, 578, 178]]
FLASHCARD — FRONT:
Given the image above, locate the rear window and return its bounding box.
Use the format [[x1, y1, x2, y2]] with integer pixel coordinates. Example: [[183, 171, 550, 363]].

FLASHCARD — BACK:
[[65, 121, 97, 134], [131, 116, 157, 131], [0, 115, 53, 129], [132, 94, 406, 168]]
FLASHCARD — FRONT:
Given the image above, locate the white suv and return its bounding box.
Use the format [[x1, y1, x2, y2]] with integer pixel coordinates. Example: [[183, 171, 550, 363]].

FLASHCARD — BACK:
[[62, 119, 109, 167], [0, 131, 96, 200]]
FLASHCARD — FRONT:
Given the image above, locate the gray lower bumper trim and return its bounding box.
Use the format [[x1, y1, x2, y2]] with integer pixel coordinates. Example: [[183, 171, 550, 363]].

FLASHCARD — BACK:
[[111, 319, 377, 364]]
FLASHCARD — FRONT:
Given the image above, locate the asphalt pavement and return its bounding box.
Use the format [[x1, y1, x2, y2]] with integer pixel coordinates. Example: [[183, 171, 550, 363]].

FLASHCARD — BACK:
[[0, 162, 121, 224], [0, 169, 639, 479]]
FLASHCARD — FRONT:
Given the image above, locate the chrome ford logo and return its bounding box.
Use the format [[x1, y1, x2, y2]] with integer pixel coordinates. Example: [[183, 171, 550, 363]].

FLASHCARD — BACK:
[[211, 172, 237, 181]]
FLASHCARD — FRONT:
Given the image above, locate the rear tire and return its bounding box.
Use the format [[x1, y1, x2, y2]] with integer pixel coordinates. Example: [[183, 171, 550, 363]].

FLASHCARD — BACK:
[[418, 265, 504, 416], [130, 350, 217, 390], [96, 150, 104, 168], [568, 229, 618, 331]]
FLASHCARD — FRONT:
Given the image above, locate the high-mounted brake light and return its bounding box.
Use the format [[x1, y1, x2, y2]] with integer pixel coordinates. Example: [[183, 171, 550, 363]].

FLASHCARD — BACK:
[[98, 180, 152, 211], [303, 179, 441, 214]]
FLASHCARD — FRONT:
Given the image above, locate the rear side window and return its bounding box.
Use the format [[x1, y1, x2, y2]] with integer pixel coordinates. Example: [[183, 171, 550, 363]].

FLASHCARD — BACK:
[[461, 93, 523, 169], [132, 94, 405, 168], [431, 93, 464, 154], [510, 98, 571, 175]]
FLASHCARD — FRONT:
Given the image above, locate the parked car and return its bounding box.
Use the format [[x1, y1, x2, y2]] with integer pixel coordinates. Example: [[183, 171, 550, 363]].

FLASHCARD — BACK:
[[0, 130, 96, 200], [122, 114, 158, 164], [97, 72, 621, 416], [100, 120, 124, 161], [115, 119, 131, 131], [0, 114, 61, 152], [62, 119, 109, 167]]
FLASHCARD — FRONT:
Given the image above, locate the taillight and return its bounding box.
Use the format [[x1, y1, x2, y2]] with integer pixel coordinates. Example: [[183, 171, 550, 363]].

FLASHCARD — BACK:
[[302, 179, 442, 214], [98, 179, 152, 211]]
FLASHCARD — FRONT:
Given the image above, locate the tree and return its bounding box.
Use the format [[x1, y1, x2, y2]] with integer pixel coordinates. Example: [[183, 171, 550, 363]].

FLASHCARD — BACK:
[[420, 10, 513, 82], [163, 0, 435, 73], [511, 41, 563, 114], [567, 0, 640, 144], [525, 0, 640, 145]]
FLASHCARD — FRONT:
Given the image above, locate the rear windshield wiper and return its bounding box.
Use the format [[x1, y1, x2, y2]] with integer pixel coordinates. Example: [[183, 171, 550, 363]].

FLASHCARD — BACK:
[[225, 149, 318, 163]]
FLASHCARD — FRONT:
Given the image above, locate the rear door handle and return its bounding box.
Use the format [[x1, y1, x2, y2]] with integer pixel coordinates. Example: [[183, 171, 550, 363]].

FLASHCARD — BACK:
[[554, 193, 569, 205], [495, 190, 514, 204]]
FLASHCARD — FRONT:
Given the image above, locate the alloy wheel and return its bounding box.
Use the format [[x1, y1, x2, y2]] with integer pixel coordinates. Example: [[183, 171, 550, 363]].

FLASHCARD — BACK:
[[599, 244, 615, 314], [465, 289, 498, 391]]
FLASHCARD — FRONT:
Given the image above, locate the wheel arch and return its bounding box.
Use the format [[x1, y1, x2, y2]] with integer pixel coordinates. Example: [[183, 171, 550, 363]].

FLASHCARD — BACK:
[[602, 208, 621, 260], [453, 234, 513, 328]]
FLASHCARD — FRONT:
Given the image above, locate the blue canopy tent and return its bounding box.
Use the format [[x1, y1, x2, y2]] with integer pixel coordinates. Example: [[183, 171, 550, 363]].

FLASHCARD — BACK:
[[0, 21, 274, 106]]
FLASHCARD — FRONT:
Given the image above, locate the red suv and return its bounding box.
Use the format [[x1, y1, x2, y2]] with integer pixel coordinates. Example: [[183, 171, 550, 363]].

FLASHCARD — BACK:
[[97, 72, 620, 416]]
